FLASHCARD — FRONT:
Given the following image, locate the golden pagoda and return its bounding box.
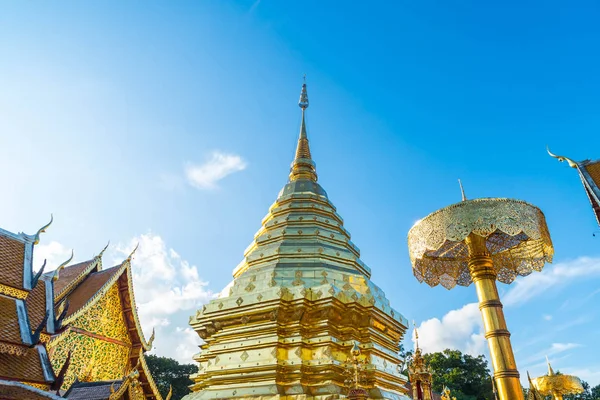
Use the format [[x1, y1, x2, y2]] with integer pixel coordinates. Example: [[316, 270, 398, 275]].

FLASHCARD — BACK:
[[186, 80, 410, 399], [406, 327, 433, 400], [548, 148, 600, 226]]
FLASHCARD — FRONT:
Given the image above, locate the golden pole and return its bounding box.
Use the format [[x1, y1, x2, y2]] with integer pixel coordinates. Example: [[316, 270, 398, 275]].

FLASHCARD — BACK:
[[466, 233, 523, 400]]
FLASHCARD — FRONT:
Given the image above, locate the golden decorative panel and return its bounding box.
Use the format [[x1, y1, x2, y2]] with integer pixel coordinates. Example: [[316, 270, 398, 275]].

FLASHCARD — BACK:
[[0, 283, 28, 299], [70, 283, 131, 344], [49, 331, 130, 389]]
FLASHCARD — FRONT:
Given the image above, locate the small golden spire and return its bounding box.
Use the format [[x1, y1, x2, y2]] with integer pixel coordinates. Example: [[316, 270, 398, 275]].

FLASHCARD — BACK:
[[547, 146, 578, 168], [546, 356, 555, 376], [458, 179, 467, 201], [413, 320, 420, 351], [165, 385, 173, 400], [289, 76, 317, 182], [52, 250, 74, 281]]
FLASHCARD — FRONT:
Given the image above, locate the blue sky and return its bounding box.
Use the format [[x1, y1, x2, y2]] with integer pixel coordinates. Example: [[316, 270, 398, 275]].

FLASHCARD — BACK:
[[1, 0, 600, 386]]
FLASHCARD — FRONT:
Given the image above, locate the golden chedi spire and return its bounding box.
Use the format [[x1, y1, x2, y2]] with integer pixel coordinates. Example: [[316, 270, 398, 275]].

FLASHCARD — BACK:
[[186, 79, 409, 400], [289, 76, 317, 182]]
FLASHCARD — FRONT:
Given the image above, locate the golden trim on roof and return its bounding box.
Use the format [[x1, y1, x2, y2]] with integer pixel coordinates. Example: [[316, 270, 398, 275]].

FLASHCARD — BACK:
[[0, 283, 28, 299], [547, 147, 578, 168], [137, 347, 164, 400]]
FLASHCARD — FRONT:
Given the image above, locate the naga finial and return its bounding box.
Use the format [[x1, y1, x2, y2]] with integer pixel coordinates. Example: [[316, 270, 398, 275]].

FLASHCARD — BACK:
[[147, 327, 156, 349], [547, 146, 578, 168], [165, 385, 173, 400], [52, 250, 74, 281], [126, 243, 139, 262], [97, 241, 110, 259], [458, 179, 467, 201], [33, 214, 53, 245]]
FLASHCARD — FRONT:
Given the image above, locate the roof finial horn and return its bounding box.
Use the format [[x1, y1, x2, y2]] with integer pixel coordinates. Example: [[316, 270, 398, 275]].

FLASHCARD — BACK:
[[547, 146, 578, 168], [458, 179, 467, 201]]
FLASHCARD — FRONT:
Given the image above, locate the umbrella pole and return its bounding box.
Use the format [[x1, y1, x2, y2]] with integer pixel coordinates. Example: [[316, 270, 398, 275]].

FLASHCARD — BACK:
[[466, 233, 523, 400]]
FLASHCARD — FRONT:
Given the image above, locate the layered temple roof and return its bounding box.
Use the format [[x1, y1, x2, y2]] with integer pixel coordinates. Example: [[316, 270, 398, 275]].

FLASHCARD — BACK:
[[0, 219, 164, 399], [0, 220, 66, 398], [48, 249, 161, 398], [187, 82, 409, 400], [549, 149, 600, 226]]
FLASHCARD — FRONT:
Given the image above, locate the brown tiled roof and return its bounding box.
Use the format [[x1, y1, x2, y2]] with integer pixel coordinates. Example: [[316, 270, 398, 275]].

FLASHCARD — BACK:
[[0, 297, 23, 345], [0, 380, 62, 400], [0, 235, 25, 290], [53, 260, 96, 299], [27, 280, 48, 334], [64, 380, 122, 400], [0, 347, 49, 383], [63, 266, 123, 319]]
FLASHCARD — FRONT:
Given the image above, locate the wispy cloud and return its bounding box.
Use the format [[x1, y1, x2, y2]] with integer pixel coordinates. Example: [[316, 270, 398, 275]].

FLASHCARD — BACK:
[[521, 342, 582, 366], [416, 303, 487, 357], [504, 256, 600, 306], [185, 151, 247, 190]]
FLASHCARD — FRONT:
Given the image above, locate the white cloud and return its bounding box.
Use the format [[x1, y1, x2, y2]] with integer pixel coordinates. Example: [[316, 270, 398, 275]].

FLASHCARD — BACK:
[[547, 342, 582, 356], [114, 233, 216, 363], [504, 256, 600, 307], [32, 240, 73, 272], [416, 303, 487, 357], [543, 314, 553, 321], [185, 151, 247, 189]]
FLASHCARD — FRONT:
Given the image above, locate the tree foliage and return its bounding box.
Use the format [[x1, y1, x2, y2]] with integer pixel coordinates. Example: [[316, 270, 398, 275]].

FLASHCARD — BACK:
[[423, 349, 494, 400], [145, 354, 198, 400]]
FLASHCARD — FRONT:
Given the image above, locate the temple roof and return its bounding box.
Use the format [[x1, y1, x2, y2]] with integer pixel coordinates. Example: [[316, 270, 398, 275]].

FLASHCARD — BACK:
[[55, 256, 152, 352], [0, 379, 64, 400], [0, 345, 53, 384], [53, 259, 99, 300], [548, 149, 600, 226], [63, 380, 123, 400], [0, 223, 61, 388]]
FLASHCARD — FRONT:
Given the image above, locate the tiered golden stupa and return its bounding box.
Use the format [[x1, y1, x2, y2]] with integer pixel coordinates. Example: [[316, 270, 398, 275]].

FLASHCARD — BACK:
[[186, 81, 410, 400]]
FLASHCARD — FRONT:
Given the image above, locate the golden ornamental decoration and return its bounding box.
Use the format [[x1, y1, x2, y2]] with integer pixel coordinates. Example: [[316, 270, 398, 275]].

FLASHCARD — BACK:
[[0, 283, 28, 299], [408, 198, 554, 289], [531, 359, 584, 400]]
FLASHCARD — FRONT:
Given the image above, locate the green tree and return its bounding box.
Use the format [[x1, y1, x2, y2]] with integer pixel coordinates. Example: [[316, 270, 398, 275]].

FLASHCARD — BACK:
[[422, 349, 494, 400], [145, 354, 198, 400], [561, 380, 600, 400]]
